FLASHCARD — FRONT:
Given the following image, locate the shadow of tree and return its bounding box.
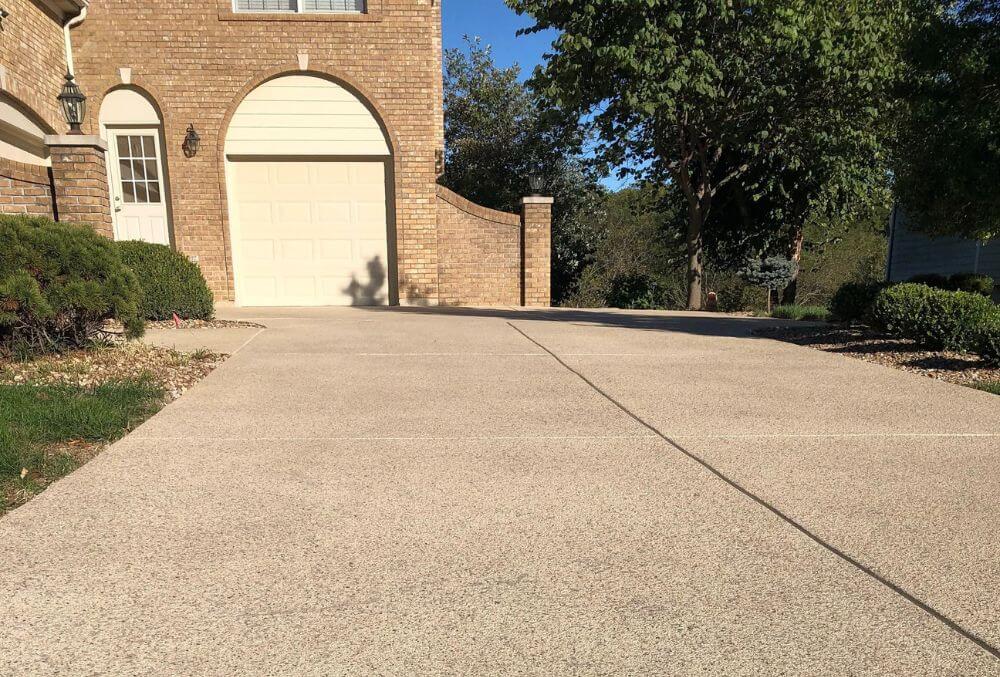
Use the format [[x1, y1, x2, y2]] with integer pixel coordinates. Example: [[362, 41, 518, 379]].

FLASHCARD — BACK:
[[344, 256, 387, 306]]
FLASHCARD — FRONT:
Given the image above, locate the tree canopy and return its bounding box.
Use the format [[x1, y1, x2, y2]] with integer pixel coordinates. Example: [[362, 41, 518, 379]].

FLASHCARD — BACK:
[[893, 0, 1000, 241], [507, 0, 911, 308]]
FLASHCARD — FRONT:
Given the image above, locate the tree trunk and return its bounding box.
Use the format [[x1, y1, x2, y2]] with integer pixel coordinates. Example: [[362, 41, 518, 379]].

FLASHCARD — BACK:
[[686, 207, 704, 310], [781, 225, 805, 305]]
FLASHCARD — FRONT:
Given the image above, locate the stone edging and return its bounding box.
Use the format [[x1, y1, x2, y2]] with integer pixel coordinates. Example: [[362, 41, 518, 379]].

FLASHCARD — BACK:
[[435, 185, 521, 227]]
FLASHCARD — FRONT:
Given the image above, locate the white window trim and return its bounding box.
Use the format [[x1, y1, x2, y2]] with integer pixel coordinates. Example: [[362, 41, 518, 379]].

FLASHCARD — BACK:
[[232, 0, 365, 13]]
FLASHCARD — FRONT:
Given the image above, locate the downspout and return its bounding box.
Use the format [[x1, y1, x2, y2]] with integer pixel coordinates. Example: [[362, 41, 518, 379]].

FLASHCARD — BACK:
[[63, 4, 88, 77]]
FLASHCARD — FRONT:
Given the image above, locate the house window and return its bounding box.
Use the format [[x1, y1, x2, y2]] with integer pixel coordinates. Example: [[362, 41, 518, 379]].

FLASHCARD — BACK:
[[234, 0, 365, 12]]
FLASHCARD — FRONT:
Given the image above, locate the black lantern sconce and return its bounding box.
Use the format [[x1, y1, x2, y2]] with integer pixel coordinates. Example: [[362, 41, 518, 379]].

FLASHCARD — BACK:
[[528, 172, 546, 196], [57, 73, 86, 134], [182, 124, 201, 158]]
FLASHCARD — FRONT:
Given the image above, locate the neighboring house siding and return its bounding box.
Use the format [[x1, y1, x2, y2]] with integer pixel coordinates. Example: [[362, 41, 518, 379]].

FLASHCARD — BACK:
[[72, 0, 445, 303], [887, 210, 1000, 287], [436, 185, 522, 306]]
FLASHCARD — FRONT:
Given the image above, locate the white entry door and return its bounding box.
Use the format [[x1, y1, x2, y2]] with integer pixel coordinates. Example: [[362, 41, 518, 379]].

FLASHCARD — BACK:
[[108, 129, 170, 245], [228, 160, 390, 307]]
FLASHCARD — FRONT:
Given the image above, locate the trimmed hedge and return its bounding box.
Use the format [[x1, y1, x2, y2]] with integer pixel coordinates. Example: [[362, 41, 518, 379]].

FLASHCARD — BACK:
[[870, 283, 998, 355], [0, 215, 143, 353], [829, 281, 886, 323], [117, 241, 214, 321], [907, 272, 995, 297], [979, 316, 1000, 364]]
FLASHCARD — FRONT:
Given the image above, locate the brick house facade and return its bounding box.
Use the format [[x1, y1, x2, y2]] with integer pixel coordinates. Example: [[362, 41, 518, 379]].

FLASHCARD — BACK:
[[0, 0, 551, 307]]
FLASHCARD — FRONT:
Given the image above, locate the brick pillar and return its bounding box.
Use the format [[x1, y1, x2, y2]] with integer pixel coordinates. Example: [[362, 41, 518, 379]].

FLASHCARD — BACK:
[[44, 135, 113, 238], [521, 196, 553, 307]]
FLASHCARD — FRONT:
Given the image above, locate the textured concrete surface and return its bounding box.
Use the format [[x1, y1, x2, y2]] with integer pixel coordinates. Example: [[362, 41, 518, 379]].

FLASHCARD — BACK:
[[143, 326, 264, 354], [1, 307, 998, 675]]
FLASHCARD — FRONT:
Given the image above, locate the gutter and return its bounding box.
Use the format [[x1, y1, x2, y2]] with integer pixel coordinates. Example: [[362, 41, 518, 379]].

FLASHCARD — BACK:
[[63, 2, 88, 76]]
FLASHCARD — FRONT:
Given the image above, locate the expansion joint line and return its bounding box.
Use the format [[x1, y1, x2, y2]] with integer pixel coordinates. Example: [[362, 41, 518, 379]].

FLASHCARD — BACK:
[[505, 321, 1000, 662]]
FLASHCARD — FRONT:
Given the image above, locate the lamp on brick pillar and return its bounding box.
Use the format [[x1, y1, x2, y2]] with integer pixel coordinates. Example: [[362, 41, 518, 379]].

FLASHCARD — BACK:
[[57, 73, 87, 134], [521, 190, 554, 308]]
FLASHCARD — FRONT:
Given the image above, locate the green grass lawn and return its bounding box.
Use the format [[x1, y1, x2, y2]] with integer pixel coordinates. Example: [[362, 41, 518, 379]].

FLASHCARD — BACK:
[[972, 381, 1000, 396], [0, 380, 164, 514]]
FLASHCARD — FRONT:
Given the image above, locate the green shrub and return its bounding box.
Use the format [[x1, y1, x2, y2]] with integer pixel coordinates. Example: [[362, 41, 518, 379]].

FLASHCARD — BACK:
[[771, 305, 830, 322], [0, 215, 143, 354], [871, 283, 998, 352], [907, 272, 995, 297], [907, 273, 950, 289], [829, 281, 886, 323], [978, 316, 1000, 364], [949, 273, 994, 297], [117, 241, 214, 321], [708, 269, 766, 313]]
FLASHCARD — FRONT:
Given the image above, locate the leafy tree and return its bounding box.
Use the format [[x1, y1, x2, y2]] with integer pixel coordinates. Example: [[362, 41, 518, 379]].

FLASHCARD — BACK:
[[893, 0, 1000, 241], [440, 37, 603, 303], [507, 0, 910, 309]]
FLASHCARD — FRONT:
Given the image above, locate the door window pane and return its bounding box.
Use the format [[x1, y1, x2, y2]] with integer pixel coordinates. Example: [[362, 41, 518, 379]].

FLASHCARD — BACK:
[[115, 134, 163, 205]]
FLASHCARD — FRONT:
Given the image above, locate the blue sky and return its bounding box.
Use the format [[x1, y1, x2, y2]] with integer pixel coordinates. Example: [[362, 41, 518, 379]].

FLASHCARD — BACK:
[[442, 2, 557, 81], [442, 2, 627, 189]]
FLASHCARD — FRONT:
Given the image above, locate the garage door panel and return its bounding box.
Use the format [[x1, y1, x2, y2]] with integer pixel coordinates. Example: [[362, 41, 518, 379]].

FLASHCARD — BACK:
[[230, 160, 389, 307], [242, 240, 276, 261], [319, 240, 353, 262]]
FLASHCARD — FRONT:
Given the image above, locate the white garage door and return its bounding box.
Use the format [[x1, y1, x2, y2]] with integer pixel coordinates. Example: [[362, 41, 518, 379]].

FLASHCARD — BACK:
[[229, 160, 389, 307]]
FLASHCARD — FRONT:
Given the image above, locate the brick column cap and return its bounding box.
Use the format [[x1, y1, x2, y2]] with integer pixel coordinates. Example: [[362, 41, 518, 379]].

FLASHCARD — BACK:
[[521, 196, 554, 205], [44, 135, 108, 151]]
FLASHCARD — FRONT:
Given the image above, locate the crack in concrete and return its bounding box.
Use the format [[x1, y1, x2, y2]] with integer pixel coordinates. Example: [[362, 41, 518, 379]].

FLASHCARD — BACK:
[[506, 320, 1000, 662]]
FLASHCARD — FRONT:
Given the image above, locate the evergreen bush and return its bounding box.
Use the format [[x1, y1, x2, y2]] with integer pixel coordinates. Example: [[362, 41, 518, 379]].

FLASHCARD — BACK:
[[0, 215, 143, 354]]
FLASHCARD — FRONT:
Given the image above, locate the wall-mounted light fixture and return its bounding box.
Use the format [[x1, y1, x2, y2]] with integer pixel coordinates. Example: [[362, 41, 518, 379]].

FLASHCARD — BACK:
[[0, 8, 10, 31], [57, 73, 86, 134], [182, 123, 201, 158]]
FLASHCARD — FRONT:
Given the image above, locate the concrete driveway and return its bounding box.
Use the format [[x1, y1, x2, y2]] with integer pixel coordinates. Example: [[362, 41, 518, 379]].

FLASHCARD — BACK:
[[2, 307, 998, 675]]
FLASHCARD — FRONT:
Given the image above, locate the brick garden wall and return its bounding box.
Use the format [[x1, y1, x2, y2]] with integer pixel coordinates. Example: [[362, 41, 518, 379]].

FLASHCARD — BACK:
[[0, 158, 54, 218], [436, 186, 522, 306], [71, 0, 445, 303]]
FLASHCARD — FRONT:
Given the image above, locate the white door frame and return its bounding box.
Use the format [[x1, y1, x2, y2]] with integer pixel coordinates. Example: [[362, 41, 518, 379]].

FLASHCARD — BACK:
[[106, 126, 172, 245]]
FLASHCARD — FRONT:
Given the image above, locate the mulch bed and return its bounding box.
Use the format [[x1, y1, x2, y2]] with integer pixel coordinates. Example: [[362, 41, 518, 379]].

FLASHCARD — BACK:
[[755, 325, 1000, 388], [0, 342, 226, 401]]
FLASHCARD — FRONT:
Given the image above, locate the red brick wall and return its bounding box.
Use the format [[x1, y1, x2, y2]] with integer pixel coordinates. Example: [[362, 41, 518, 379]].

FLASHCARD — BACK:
[[72, 0, 445, 303], [48, 143, 114, 237], [436, 186, 521, 306], [0, 158, 54, 218], [522, 200, 553, 307], [0, 0, 68, 133]]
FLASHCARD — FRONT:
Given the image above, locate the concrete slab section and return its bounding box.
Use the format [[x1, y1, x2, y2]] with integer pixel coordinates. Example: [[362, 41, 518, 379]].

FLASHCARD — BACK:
[[1, 436, 995, 675], [554, 349, 999, 437], [143, 326, 264, 354], [131, 352, 649, 441], [677, 434, 1000, 650]]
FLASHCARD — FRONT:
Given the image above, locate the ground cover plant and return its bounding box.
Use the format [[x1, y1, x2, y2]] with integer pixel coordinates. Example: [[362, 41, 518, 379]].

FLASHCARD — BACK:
[[770, 305, 830, 322]]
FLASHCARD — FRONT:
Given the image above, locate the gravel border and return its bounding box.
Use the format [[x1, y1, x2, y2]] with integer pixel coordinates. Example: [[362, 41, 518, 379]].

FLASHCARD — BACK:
[[147, 318, 266, 330], [755, 324, 1000, 388], [0, 342, 226, 401]]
